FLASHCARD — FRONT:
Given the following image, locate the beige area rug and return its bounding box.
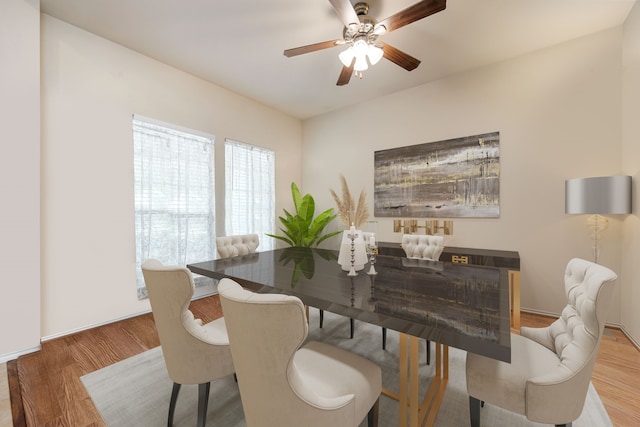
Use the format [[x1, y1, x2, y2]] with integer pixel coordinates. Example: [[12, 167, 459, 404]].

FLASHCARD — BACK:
[[82, 310, 611, 427]]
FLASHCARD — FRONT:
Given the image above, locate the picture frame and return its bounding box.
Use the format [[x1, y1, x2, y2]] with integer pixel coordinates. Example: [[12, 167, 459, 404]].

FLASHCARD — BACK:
[[374, 132, 500, 218]]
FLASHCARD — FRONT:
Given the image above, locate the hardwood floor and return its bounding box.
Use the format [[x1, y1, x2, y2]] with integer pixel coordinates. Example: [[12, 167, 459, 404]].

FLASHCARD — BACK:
[[1, 363, 12, 427], [7, 297, 640, 426]]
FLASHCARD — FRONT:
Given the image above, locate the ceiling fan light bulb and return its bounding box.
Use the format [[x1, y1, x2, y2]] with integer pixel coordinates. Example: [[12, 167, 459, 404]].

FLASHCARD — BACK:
[[354, 55, 369, 71], [353, 39, 368, 56], [373, 24, 387, 36], [367, 45, 383, 65], [338, 47, 354, 67]]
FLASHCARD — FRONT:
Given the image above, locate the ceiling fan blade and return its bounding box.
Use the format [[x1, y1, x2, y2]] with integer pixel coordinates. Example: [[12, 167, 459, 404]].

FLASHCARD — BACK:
[[284, 39, 344, 57], [329, 0, 360, 29], [376, 0, 446, 34], [336, 61, 355, 86], [380, 42, 421, 71]]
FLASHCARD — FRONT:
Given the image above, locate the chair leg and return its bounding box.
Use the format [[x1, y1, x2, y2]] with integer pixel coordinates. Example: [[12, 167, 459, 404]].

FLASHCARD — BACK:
[[319, 309, 324, 328], [350, 318, 355, 339], [197, 382, 210, 427], [367, 397, 380, 427], [426, 340, 431, 365], [168, 382, 181, 427], [469, 396, 481, 427]]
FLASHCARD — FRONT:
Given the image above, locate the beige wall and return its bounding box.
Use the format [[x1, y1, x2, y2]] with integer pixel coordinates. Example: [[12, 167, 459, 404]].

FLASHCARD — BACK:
[[622, 1, 640, 344], [39, 15, 302, 338], [303, 28, 629, 332], [0, 0, 41, 361]]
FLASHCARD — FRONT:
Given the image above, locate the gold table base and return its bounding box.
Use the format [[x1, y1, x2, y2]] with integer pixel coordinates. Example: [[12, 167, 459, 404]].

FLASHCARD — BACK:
[[382, 334, 449, 427]]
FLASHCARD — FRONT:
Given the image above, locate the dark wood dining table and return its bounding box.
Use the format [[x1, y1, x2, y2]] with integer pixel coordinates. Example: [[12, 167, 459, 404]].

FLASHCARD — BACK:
[[188, 246, 512, 427]]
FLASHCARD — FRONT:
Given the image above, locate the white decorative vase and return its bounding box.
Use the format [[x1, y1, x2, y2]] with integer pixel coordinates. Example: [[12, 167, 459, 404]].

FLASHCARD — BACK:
[[337, 227, 368, 274]]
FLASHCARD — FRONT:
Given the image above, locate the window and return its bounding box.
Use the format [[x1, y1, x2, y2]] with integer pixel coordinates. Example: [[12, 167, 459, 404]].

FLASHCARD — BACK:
[[224, 139, 275, 250], [133, 116, 215, 299]]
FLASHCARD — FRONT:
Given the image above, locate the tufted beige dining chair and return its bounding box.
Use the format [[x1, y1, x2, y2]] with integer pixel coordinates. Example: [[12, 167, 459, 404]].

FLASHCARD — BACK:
[[218, 278, 382, 427], [216, 234, 259, 258], [465, 258, 617, 427], [142, 259, 235, 427]]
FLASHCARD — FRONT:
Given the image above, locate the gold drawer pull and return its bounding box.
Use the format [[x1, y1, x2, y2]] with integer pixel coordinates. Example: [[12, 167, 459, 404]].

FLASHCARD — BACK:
[[451, 255, 468, 264]]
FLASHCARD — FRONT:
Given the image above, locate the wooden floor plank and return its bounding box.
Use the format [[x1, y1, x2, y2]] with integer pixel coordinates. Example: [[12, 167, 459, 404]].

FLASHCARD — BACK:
[[592, 329, 640, 426], [57, 364, 104, 426], [17, 352, 62, 426], [7, 359, 26, 427], [112, 313, 159, 351]]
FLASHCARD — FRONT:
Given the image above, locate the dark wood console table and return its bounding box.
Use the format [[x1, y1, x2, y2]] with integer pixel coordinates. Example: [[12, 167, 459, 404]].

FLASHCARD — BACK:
[[379, 242, 521, 331]]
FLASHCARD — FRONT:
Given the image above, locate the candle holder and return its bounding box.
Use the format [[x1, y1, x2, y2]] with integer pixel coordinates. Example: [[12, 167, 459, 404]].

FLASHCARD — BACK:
[[366, 233, 378, 275], [347, 227, 358, 276]]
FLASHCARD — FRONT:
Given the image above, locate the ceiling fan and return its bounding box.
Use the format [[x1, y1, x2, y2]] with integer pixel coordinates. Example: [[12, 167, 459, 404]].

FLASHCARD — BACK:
[[283, 0, 447, 86]]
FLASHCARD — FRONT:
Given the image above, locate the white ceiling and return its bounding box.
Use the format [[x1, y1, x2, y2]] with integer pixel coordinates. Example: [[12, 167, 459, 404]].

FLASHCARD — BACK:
[[40, 0, 636, 120]]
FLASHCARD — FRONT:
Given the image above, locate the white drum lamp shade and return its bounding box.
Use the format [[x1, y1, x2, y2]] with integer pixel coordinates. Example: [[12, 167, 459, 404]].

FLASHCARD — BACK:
[[565, 175, 632, 263], [565, 175, 631, 215]]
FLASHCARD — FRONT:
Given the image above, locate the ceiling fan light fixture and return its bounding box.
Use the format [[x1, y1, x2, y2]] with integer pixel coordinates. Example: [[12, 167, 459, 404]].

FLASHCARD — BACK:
[[286, 0, 447, 86], [354, 54, 369, 71], [338, 47, 355, 67], [352, 39, 368, 56], [367, 44, 383, 65], [352, 39, 370, 71], [373, 24, 387, 36], [339, 39, 373, 70]]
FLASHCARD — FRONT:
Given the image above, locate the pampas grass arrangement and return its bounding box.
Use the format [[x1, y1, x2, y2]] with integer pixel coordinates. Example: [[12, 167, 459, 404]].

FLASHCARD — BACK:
[[330, 174, 369, 229]]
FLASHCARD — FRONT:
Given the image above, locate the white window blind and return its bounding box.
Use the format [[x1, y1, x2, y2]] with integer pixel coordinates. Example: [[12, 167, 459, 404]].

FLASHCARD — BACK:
[[225, 139, 275, 250], [133, 116, 215, 299]]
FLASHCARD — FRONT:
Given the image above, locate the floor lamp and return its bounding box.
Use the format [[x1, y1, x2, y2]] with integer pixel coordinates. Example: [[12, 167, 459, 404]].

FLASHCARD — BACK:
[[565, 175, 632, 263]]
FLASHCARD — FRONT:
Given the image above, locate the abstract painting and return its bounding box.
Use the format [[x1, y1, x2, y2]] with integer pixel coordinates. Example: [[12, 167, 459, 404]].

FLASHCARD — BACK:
[[374, 132, 500, 218]]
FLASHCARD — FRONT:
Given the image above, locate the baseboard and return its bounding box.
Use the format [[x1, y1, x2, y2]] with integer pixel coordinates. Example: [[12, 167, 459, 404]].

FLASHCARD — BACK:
[[0, 345, 41, 363], [617, 324, 640, 349], [520, 307, 560, 318]]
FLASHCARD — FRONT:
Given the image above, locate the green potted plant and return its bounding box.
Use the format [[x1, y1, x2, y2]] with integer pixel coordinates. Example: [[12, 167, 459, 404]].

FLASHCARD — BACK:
[[266, 182, 342, 247]]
